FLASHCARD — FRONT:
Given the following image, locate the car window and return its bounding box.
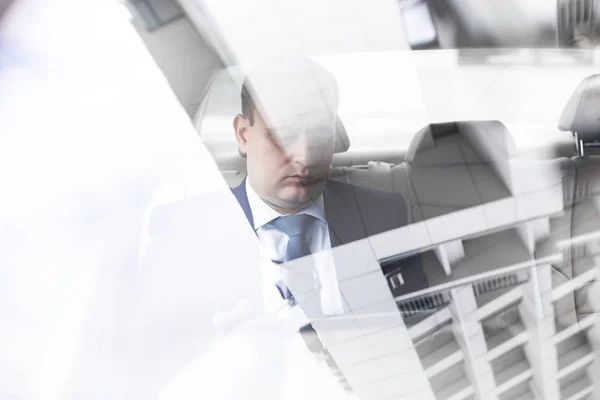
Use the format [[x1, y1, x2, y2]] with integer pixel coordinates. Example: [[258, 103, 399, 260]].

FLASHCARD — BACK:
[[5, 1, 600, 399]]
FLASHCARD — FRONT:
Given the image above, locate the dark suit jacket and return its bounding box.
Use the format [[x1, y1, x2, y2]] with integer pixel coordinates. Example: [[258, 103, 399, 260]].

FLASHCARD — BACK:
[[231, 178, 428, 294]]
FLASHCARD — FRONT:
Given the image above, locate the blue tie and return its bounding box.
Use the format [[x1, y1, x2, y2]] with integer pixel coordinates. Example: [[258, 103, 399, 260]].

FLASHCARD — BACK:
[[271, 215, 326, 359], [270, 214, 314, 261], [270, 214, 316, 304]]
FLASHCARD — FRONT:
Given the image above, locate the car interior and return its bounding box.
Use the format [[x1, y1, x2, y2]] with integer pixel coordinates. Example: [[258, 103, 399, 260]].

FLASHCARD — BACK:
[[192, 59, 600, 399]]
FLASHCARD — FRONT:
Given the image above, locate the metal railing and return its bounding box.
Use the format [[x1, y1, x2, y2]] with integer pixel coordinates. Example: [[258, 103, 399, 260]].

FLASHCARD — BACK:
[[396, 269, 531, 317]]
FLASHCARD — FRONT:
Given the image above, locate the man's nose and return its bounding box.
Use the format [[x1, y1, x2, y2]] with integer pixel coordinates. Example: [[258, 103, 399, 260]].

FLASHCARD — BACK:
[[286, 135, 319, 167]]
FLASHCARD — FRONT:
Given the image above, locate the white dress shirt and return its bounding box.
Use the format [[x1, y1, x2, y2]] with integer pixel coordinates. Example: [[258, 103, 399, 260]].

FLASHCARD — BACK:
[[245, 177, 344, 317]]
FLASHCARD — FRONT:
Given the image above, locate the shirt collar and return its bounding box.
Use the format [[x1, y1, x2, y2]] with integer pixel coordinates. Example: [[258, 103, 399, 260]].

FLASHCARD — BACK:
[[245, 176, 326, 231]]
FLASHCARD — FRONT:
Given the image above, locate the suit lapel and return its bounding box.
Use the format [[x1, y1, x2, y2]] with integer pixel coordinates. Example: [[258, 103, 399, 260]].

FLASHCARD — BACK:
[[231, 178, 255, 229], [323, 180, 368, 247]]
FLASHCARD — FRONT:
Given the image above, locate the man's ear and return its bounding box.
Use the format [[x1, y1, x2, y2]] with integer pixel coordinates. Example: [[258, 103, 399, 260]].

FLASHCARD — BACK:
[[233, 114, 249, 157]]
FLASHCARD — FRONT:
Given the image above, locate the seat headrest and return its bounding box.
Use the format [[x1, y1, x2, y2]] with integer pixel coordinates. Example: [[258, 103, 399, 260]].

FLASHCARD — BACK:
[[334, 116, 350, 153], [406, 120, 516, 164], [559, 74, 600, 139]]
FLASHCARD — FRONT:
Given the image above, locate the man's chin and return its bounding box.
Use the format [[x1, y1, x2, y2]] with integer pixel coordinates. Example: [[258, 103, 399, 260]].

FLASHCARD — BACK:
[[279, 183, 325, 207]]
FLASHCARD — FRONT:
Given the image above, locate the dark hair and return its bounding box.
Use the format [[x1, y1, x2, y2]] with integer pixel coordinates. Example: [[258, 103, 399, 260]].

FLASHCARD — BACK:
[[241, 78, 255, 126]]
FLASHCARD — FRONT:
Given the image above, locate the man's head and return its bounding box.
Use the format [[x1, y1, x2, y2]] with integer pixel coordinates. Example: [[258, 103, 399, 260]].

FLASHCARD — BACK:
[[233, 57, 339, 214]]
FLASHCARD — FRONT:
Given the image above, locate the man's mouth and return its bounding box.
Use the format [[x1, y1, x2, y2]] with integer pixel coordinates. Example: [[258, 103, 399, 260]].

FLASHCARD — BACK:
[[288, 175, 318, 185]]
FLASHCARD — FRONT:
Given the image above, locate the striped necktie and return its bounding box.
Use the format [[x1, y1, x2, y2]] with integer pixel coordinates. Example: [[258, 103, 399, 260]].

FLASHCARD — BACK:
[[270, 214, 314, 261], [270, 214, 316, 305]]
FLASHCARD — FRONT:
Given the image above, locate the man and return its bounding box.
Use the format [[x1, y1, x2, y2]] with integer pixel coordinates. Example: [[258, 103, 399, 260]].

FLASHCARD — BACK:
[[131, 57, 427, 399], [230, 56, 427, 314]]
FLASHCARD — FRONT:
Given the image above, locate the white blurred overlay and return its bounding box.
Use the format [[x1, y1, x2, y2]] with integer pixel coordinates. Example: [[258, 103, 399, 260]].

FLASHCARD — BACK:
[[0, 0, 225, 399]]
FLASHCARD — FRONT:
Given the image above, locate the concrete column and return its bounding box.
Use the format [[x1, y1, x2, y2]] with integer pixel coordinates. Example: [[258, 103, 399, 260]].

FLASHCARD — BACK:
[[519, 264, 559, 400], [450, 285, 498, 400], [586, 277, 600, 395]]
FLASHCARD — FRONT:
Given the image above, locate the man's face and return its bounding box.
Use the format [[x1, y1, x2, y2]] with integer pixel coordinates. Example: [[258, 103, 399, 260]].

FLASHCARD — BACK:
[[234, 108, 336, 213]]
